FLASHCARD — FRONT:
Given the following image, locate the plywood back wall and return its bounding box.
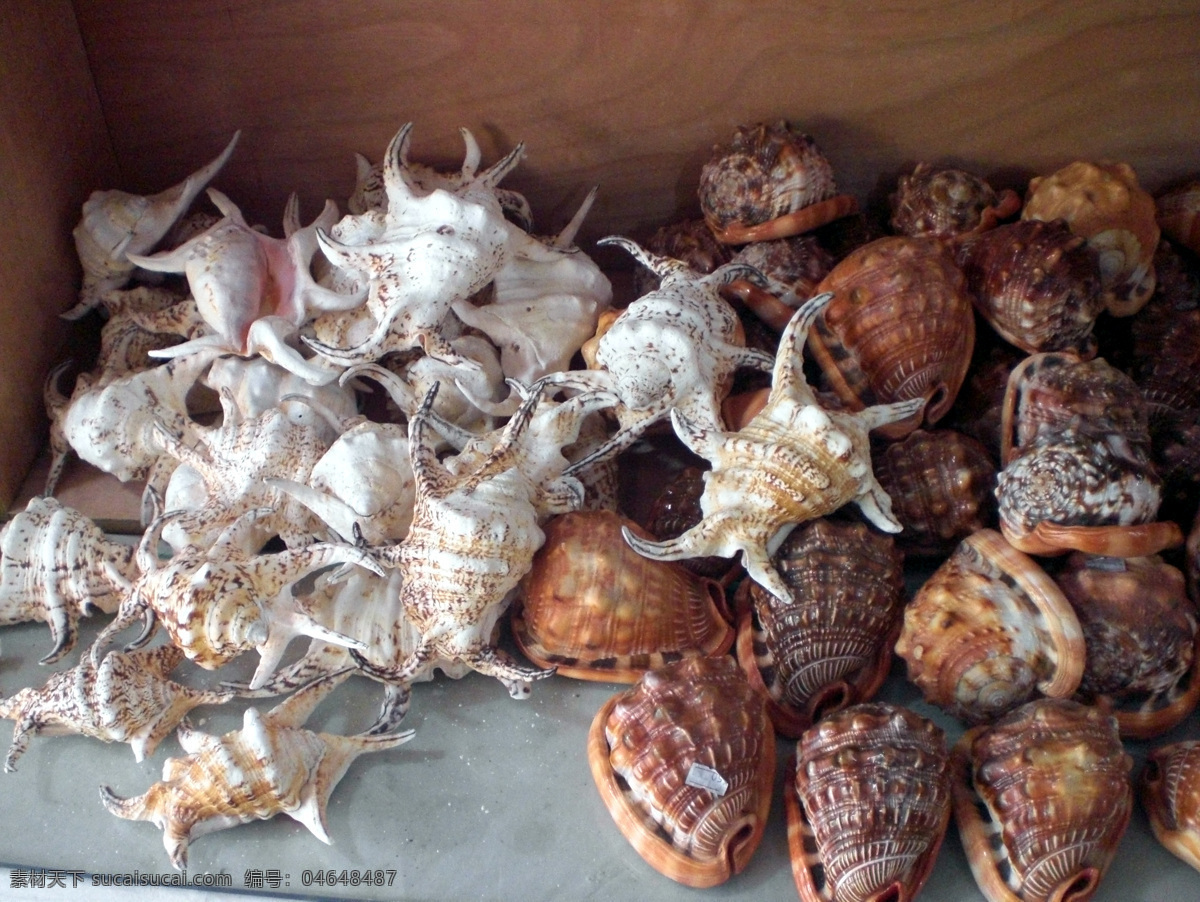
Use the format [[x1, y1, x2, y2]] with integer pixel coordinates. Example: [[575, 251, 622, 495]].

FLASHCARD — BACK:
[[74, 0, 1200, 253]]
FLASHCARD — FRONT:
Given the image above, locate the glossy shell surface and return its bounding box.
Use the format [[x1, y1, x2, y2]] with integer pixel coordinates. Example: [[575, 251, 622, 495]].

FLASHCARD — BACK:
[[1141, 740, 1200, 872], [889, 163, 1020, 239]]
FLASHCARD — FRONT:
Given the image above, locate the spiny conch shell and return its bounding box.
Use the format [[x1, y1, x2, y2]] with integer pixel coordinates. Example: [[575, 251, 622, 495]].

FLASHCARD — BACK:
[[92, 285, 196, 380], [734, 518, 905, 738], [0, 644, 234, 770], [0, 497, 135, 664], [99, 673, 414, 870], [618, 293, 924, 607], [587, 655, 774, 888], [1140, 740, 1200, 873], [633, 218, 734, 296], [807, 236, 975, 437], [544, 236, 775, 469], [697, 120, 858, 244], [513, 510, 734, 683], [1156, 180, 1200, 256], [1023, 160, 1160, 316], [722, 234, 836, 333], [955, 219, 1105, 356], [871, 428, 998, 557], [1054, 552, 1200, 739], [643, 465, 741, 582], [894, 530, 1086, 724], [951, 698, 1133, 902], [889, 162, 1021, 240], [785, 703, 952, 902], [65, 131, 240, 320]]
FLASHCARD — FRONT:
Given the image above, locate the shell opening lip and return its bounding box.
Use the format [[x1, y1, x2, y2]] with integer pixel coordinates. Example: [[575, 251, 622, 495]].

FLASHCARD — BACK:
[[1054, 867, 1100, 902]]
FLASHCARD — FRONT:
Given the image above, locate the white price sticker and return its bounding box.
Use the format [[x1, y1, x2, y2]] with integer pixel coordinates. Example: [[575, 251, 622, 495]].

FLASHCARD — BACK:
[[685, 763, 729, 796]]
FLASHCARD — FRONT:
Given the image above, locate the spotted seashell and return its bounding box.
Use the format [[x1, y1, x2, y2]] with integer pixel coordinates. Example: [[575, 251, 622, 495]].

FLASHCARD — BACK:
[[1156, 180, 1200, 256], [956, 219, 1105, 356], [634, 218, 734, 296], [871, 428, 998, 557], [808, 236, 975, 437], [890, 162, 1021, 240], [643, 465, 739, 581], [1023, 160, 1159, 316], [587, 655, 774, 887], [722, 234, 837, 334], [786, 703, 952, 902], [697, 121, 856, 244], [1054, 552, 1200, 738], [952, 698, 1133, 902], [895, 530, 1085, 724], [514, 510, 734, 683], [1141, 740, 1200, 873], [735, 518, 904, 738]]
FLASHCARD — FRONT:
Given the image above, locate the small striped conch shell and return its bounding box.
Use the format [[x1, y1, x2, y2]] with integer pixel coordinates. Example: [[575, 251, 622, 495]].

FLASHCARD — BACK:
[[952, 699, 1133, 902], [895, 530, 1086, 724], [1156, 180, 1200, 256], [1141, 740, 1200, 873], [66, 132, 239, 319], [890, 162, 1021, 240], [1023, 160, 1159, 316], [0, 645, 234, 770], [786, 703, 952, 902], [587, 655, 774, 887], [99, 674, 413, 870], [514, 510, 734, 683], [734, 518, 904, 738]]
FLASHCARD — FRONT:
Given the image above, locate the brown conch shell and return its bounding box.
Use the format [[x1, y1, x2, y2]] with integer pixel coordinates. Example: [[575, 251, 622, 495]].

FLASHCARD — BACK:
[[514, 510, 734, 682], [952, 698, 1133, 902], [1156, 180, 1200, 256], [587, 655, 774, 887], [807, 236, 975, 437], [1023, 160, 1159, 316], [698, 121, 857, 244], [1141, 740, 1200, 873], [634, 218, 733, 296], [734, 518, 905, 738], [786, 703, 952, 902], [722, 234, 836, 333], [643, 465, 740, 582], [1054, 552, 1200, 738], [895, 530, 1085, 724], [956, 219, 1105, 356], [871, 428, 998, 557], [889, 162, 1021, 240]]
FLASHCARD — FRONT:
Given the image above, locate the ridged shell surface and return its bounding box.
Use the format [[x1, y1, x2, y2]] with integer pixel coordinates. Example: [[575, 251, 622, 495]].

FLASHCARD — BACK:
[[788, 703, 952, 902], [1141, 740, 1200, 872], [890, 163, 1017, 239], [1157, 181, 1200, 256], [644, 465, 738, 581]]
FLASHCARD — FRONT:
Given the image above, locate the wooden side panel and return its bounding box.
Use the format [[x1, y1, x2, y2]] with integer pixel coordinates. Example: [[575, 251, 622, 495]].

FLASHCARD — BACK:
[[71, 0, 1200, 248], [0, 1, 116, 510]]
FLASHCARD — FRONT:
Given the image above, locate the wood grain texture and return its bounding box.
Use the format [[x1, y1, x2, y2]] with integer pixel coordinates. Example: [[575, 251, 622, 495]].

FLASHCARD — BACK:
[[0, 2, 116, 510]]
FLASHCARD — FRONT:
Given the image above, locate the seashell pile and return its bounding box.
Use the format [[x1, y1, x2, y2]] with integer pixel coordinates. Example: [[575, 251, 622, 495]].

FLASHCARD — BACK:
[[5, 118, 1200, 895]]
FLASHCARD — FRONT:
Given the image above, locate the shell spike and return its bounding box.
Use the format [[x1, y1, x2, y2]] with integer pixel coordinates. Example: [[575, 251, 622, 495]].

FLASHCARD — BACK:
[[854, 480, 904, 533], [551, 186, 597, 249], [383, 122, 420, 210], [458, 127, 482, 179], [597, 235, 689, 280], [859, 396, 927, 434], [478, 140, 525, 191], [771, 292, 833, 398]]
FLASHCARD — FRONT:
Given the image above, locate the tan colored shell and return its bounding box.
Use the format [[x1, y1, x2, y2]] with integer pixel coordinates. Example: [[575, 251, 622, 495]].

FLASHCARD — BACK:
[[1157, 180, 1200, 255], [1054, 553, 1200, 738], [955, 219, 1105, 356], [1023, 160, 1159, 316], [952, 698, 1133, 902], [890, 163, 1021, 240], [99, 675, 413, 870], [735, 518, 904, 738], [808, 236, 975, 437], [895, 530, 1086, 724], [871, 428, 998, 557], [514, 510, 734, 682], [786, 703, 952, 902], [0, 645, 234, 769], [1140, 740, 1200, 873], [587, 655, 774, 887]]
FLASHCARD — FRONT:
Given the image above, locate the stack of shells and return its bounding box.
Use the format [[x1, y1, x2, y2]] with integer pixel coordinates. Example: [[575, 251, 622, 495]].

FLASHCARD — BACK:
[[1, 117, 1200, 898]]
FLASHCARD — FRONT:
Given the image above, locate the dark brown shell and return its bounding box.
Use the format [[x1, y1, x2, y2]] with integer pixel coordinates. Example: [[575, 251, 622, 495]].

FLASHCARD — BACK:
[[635, 218, 734, 296], [956, 219, 1105, 356], [871, 428, 998, 556], [808, 236, 975, 437], [1131, 243, 1200, 423], [587, 655, 774, 887], [952, 699, 1133, 902], [786, 703, 952, 902], [1055, 552, 1200, 738], [1156, 180, 1200, 256], [514, 510, 734, 682], [729, 234, 835, 299], [1141, 740, 1200, 873], [890, 163, 1020, 240], [734, 518, 905, 737], [943, 342, 1023, 460], [643, 465, 740, 582]]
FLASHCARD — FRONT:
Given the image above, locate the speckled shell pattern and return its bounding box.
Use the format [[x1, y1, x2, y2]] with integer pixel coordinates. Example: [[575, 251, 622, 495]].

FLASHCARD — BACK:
[[786, 703, 952, 902], [634, 218, 733, 296], [955, 219, 1105, 356], [952, 699, 1133, 902], [895, 530, 1085, 724], [514, 510, 734, 682], [588, 655, 774, 887], [808, 236, 975, 435], [1157, 180, 1200, 256], [889, 163, 1019, 240], [871, 428, 998, 556], [1141, 740, 1200, 872], [736, 518, 904, 736], [643, 465, 740, 581]]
